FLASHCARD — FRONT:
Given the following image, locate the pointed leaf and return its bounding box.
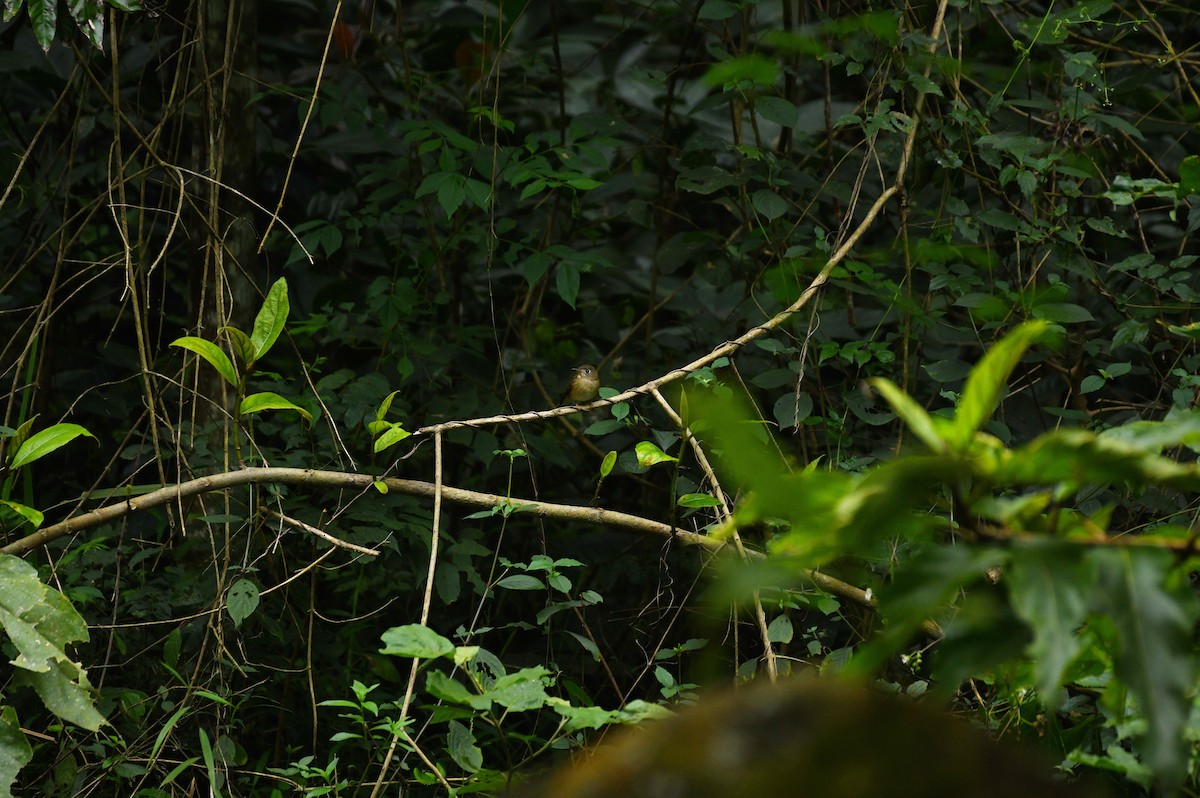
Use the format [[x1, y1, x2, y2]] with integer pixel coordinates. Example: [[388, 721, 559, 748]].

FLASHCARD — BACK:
[[239, 392, 312, 424], [952, 321, 1049, 449], [250, 278, 290, 360], [9, 424, 96, 470], [171, 337, 239, 386], [869, 378, 944, 452]]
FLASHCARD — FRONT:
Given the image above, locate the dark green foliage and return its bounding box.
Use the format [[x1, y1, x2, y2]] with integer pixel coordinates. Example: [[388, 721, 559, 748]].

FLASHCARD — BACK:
[[1, 0, 1199, 795]]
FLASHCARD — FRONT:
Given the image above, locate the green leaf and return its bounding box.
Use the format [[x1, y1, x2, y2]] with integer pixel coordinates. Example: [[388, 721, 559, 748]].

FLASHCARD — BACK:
[[496, 575, 544, 591], [426, 670, 490, 710], [1095, 547, 1198, 790], [380, 624, 454, 659], [27, 0, 56, 50], [226, 579, 260, 628], [599, 450, 617, 479], [766, 615, 793, 643], [751, 189, 790, 221], [635, 441, 677, 468], [447, 721, 482, 773], [869, 378, 944, 452], [1178, 154, 1200, 197], [373, 425, 411, 453], [703, 55, 779, 87], [556, 262, 581, 308], [0, 706, 34, 798], [1032, 303, 1093, 323], [221, 326, 255, 367], [171, 337, 239, 387], [239, 392, 313, 424], [756, 96, 800, 128], [677, 493, 722, 508], [1006, 541, 1092, 706], [0, 501, 42, 529], [951, 321, 1050, 450], [9, 423, 96, 470], [250, 278, 290, 360], [485, 667, 551, 711]]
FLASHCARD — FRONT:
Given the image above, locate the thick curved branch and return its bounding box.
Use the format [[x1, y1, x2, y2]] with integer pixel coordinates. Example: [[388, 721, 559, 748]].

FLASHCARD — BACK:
[[1, 467, 715, 556], [1, 466, 905, 631]]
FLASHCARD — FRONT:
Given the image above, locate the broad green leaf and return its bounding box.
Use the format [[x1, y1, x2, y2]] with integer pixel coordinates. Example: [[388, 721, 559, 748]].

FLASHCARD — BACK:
[[20, 659, 105, 730], [485, 667, 551, 711], [28, 0, 55, 50], [447, 721, 482, 773], [426, 670, 490, 710], [496, 574, 544, 591], [250, 278, 289, 360], [951, 321, 1049, 449], [1094, 547, 1198, 790], [380, 624, 454, 658], [9, 424, 95, 470], [635, 441, 677, 468], [556, 262, 580, 308], [226, 579, 259, 628], [1006, 541, 1092, 706], [171, 337, 239, 387], [239, 392, 313, 424], [766, 615, 793, 644], [869, 378, 944, 452], [373, 425, 411, 453], [0, 705, 34, 798]]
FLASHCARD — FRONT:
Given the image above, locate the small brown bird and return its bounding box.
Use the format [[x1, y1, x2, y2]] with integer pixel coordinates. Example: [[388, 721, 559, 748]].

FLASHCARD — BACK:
[[559, 364, 600, 405]]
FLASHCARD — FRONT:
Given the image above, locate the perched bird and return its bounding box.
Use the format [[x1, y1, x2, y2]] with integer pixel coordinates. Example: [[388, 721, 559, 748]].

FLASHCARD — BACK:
[[559, 365, 600, 405]]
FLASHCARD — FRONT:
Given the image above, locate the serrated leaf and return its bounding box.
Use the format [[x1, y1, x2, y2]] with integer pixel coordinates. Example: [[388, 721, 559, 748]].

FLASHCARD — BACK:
[[1006, 541, 1092, 706], [171, 337, 239, 387], [250, 278, 289, 360], [1095, 547, 1198, 790], [9, 424, 96, 470]]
